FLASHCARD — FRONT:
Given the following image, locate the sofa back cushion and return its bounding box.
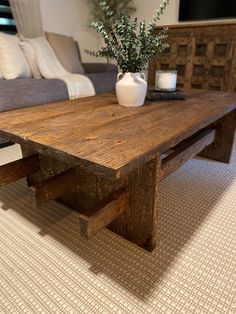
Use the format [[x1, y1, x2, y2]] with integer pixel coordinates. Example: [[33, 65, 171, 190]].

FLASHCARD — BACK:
[[46, 32, 85, 74], [0, 32, 32, 79], [0, 71, 2, 79], [20, 40, 42, 79]]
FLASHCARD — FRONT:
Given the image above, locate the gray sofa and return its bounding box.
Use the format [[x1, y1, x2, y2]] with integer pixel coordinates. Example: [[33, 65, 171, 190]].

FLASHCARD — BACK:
[[0, 63, 117, 112], [0, 32, 118, 147]]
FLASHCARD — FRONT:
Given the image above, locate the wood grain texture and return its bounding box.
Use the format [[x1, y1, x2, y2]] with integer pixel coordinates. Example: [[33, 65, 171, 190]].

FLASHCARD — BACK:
[[30, 168, 77, 208], [21, 145, 42, 187], [0, 154, 39, 187], [110, 156, 162, 251], [199, 109, 236, 163], [79, 189, 127, 240], [0, 90, 236, 178], [161, 128, 216, 180], [75, 156, 162, 251]]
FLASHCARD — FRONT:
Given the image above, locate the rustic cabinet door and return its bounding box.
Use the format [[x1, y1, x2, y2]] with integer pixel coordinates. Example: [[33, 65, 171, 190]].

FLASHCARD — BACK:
[[170, 37, 194, 89], [205, 37, 233, 91], [190, 37, 211, 90]]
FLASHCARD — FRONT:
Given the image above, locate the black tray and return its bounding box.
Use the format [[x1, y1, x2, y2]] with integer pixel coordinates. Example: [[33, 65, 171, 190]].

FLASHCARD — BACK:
[[146, 89, 186, 101]]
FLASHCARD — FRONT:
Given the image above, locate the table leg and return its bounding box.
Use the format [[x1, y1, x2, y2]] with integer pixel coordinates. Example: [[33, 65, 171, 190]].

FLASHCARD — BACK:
[[199, 109, 236, 163], [110, 156, 162, 252], [21, 144, 41, 186], [76, 156, 162, 251]]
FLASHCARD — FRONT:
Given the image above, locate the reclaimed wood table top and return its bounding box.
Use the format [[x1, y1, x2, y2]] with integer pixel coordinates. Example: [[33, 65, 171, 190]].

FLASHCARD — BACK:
[[0, 90, 236, 178]]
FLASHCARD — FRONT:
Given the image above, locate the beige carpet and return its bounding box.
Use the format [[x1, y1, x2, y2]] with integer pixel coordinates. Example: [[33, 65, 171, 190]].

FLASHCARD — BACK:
[[0, 143, 236, 314]]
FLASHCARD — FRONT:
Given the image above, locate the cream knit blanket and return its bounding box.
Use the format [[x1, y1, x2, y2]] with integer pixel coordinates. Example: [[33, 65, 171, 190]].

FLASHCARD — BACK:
[[25, 37, 95, 99]]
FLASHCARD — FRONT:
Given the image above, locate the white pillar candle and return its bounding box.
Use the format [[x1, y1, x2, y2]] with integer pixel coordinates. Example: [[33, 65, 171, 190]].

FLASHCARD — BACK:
[[155, 71, 177, 91]]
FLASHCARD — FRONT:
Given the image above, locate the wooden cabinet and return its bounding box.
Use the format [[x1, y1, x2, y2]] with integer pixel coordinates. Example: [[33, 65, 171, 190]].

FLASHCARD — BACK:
[[148, 21, 236, 92]]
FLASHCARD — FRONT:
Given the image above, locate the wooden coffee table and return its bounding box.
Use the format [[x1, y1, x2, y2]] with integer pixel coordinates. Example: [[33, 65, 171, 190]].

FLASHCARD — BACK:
[[0, 90, 235, 251]]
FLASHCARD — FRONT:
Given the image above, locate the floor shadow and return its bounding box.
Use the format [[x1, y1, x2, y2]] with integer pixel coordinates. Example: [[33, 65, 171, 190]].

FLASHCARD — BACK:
[[0, 146, 236, 300]]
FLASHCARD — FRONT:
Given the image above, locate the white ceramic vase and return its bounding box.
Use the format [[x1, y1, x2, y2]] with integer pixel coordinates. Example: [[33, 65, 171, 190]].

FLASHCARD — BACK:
[[116, 72, 147, 107]]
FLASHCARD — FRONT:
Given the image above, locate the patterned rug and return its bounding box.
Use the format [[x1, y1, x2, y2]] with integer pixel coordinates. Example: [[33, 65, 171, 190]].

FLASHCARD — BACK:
[[0, 143, 235, 314]]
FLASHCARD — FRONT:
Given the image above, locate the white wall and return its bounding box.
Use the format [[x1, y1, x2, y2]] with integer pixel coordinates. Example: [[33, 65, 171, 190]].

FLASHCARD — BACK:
[[134, 0, 180, 25], [39, 0, 100, 62]]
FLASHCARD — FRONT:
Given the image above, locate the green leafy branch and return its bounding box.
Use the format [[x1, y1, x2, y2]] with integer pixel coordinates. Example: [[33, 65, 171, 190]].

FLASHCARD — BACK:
[[87, 0, 136, 33], [86, 0, 170, 73]]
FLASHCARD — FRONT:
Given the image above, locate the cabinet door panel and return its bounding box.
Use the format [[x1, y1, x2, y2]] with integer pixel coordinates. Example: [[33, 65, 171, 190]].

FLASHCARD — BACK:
[[191, 37, 211, 90], [206, 37, 233, 91]]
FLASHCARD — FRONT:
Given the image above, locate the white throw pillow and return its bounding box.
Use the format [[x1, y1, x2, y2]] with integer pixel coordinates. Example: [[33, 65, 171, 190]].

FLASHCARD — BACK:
[[0, 32, 32, 79], [20, 40, 42, 79]]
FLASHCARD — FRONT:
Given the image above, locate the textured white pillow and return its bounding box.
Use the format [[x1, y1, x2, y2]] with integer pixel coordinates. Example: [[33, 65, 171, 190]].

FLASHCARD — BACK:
[[0, 32, 32, 79], [20, 40, 42, 79]]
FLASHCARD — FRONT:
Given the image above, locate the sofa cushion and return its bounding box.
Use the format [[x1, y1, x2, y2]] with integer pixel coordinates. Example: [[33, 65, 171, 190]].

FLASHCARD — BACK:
[[20, 40, 42, 79], [0, 79, 69, 112], [0, 71, 2, 79], [46, 32, 85, 74], [0, 32, 32, 79]]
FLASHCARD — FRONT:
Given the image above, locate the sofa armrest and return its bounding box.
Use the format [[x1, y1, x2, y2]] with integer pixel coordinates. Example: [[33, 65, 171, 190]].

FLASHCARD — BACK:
[[82, 62, 118, 74]]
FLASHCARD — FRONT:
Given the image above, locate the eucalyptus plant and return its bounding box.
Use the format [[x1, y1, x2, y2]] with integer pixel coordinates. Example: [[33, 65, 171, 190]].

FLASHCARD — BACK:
[[87, 0, 136, 33], [87, 0, 170, 73]]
